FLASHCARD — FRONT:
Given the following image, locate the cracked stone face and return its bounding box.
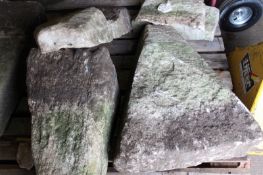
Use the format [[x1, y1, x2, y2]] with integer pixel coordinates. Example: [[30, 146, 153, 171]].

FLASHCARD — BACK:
[[27, 47, 118, 175], [113, 25, 263, 173], [135, 0, 219, 41], [36, 7, 131, 53]]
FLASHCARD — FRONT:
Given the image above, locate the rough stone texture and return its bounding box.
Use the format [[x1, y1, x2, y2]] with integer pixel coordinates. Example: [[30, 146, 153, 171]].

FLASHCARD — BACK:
[[173, 6, 219, 41], [36, 7, 131, 53], [135, 0, 219, 41], [17, 142, 34, 170], [27, 47, 118, 175], [113, 25, 263, 173], [0, 1, 45, 136]]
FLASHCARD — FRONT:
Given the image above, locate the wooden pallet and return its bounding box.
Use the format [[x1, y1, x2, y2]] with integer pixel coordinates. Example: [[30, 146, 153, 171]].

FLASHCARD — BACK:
[[0, 5, 249, 175]]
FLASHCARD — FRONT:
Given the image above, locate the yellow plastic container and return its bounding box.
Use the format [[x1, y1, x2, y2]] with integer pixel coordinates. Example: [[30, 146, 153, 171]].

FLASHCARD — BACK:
[[228, 43, 263, 131], [228, 43, 263, 155]]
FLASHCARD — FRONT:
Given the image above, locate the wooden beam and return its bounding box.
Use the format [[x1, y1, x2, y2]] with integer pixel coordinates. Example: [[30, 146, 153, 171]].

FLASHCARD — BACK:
[[0, 142, 17, 161], [10, 0, 143, 10]]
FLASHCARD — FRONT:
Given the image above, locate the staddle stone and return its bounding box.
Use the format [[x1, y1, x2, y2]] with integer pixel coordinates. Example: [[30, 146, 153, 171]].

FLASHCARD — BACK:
[[36, 7, 131, 53], [113, 25, 263, 173], [27, 47, 118, 175]]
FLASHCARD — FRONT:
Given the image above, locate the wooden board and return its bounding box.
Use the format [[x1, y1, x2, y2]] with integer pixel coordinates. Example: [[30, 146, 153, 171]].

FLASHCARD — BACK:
[[201, 53, 228, 70], [112, 54, 219, 70], [109, 37, 225, 56], [0, 165, 250, 175], [0, 165, 34, 175], [189, 37, 225, 52], [10, 0, 143, 10], [0, 142, 17, 161], [112, 53, 228, 70]]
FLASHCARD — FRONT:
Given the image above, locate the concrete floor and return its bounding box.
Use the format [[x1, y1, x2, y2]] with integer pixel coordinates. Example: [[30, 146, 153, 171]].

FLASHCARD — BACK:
[[222, 15, 263, 52]]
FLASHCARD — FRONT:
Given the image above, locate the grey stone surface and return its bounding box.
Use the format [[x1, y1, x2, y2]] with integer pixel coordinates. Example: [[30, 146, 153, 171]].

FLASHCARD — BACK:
[[27, 47, 118, 175], [17, 142, 34, 170], [113, 25, 263, 173], [0, 1, 45, 136], [135, 0, 219, 41], [36, 7, 131, 53]]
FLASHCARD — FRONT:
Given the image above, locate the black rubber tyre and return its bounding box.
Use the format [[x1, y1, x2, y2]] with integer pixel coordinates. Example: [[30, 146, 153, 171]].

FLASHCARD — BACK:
[[218, 0, 263, 32]]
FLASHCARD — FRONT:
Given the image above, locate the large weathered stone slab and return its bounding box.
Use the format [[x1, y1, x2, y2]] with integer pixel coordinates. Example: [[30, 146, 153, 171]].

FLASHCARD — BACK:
[[27, 47, 118, 175], [113, 25, 263, 173], [135, 0, 219, 41], [0, 1, 45, 136], [36, 7, 132, 53]]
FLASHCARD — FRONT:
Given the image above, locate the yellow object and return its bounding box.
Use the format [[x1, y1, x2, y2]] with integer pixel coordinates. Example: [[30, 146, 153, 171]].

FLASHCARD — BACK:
[[228, 43, 263, 131]]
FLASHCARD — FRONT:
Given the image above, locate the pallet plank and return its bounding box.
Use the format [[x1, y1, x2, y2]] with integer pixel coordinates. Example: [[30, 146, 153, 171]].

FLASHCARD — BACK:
[[109, 37, 225, 56], [0, 142, 17, 161], [0, 165, 34, 175], [112, 54, 228, 70], [189, 37, 225, 52], [0, 165, 250, 175], [201, 53, 228, 70], [107, 168, 249, 175]]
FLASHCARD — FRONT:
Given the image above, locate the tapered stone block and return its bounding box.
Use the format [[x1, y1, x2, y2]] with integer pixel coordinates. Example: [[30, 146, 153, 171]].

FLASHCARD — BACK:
[[114, 25, 263, 173]]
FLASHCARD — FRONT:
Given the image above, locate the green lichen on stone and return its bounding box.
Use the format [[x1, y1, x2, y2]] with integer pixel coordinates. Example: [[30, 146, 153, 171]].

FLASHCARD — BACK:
[[28, 47, 118, 175], [32, 108, 109, 175], [31, 101, 116, 175], [135, 0, 219, 40], [114, 25, 263, 173]]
